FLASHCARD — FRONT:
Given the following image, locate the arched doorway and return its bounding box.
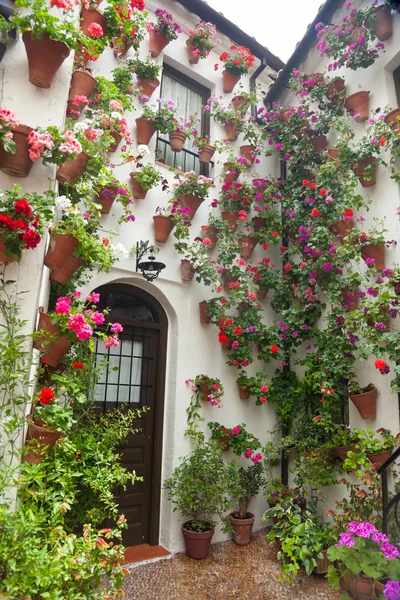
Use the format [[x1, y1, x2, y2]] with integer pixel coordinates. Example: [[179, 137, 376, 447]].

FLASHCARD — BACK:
[[94, 283, 168, 546]]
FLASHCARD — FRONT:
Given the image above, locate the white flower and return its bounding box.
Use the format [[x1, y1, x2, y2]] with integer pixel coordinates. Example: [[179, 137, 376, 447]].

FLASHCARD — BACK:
[[55, 195, 72, 211], [111, 243, 129, 260], [111, 112, 123, 121], [73, 120, 90, 132], [137, 144, 151, 156]]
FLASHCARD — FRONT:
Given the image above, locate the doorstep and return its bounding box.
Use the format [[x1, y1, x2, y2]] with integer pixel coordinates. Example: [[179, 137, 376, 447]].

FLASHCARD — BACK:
[[124, 544, 170, 565]]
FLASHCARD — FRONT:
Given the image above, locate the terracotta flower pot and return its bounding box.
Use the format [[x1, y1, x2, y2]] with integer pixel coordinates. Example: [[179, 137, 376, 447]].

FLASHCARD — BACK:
[[221, 211, 238, 232], [252, 216, 266, 233], [44, 233, 79, 270], [22, 420, 62, 465], [312, 135, 327, 153], [345, 91, 370, 122], [79, 8, 108, 37], [223, 275, 238, 293], [238, 383, 250, 400], [181, 259, 195, 281], [218, 426, 231, 451], [67, 70, 97, 115], [169, 130, 187, 152], [180, 194, 203, 218], [33, 308, 71, 367], [327, 147, 340, 164], [49, 255, 84, 285], [109, 130, 122, 153], [384, 108, 400, 138], [349, 384, 377, 419], [353, 157, 377, 187], [186, 41, 199, 64], [375, 581, 385, 597], [335, 445, 357, 462], [330, 219, 354, 243], [201, 225, 218, 249], [0, 233, 16, 263], [367, 449, 392, 468], [222, 70, 241, 94], [346, 574, 375, 600], [0, 124, 33, 178], [199, 382, 212, 402], [130, 174, 147, 200], [373, 6, 392, 42], [240, 235, 257, 259], [94, 185, 118, 214], [149, 29, 170, 58], [199, 301, 211, 324], [240, 145, 255, 163], [220, 338, 232, 351], [112, 34, 131, 57], [135, 118, 156, 146], [341, 286, 359, 312], [314, 549, 330, 575], [198, 144, 215, 164], [223, 163, 239, 182], [361, 243, 385, 270], [231, 95, 249, 112], [153, 215, 174, 243], [256, 285, 268, 300], [326, 78, 345, 100], [56, 152, 90, 185], [230, 513, 255, 546], [22, 31, 70, 89], [137, 78, 160, 99], [182, 522, 214, 560], [224, 121, 239, 142]]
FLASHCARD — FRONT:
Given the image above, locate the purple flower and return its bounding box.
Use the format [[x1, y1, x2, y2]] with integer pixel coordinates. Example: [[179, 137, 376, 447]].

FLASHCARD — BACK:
[[196, 493, 203, 499], [337, 533, 355, 548], [384, 581, 400, 600], [336, 316, 345, 326], [292, 331, 298, 338], [374, 321, 386, 332], [382, 268, 394, 277], [126, 214, 136, 222], [349, 334, 358, 345], [367, 287, 378, 297], [365, 257, 375, 266], [381, 543, 400, 560], [301, 324, 308, 331], [372, 532, 389, 545], [389, 309, 398, 319], [323, 262, 333, 272], [348, 521, 377, 538]]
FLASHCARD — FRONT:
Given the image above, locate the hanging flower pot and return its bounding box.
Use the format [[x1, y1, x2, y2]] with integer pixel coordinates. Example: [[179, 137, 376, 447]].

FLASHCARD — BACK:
[[79, 8, 108, 37], [180, 194, 203, 218], [199, 301, 211, 324], [240, 235, 257, 259], [67, 70, 97, 116], [182, 522, 214, 560], [252, 216, 266, 233], [221, 211, 238, 232], [0, 234, 16, 263], [186, 40, 199, 64], [135, 118, 156, 146], [329, 219, 354, 243], [169, 130, 187, 152], [22, 420, 62, 465], [325, 78, 345, 100], [22, 32, 70, 89], [312, 135, 327, 153], [224, 121, 239, 142], [94, 185, 118, 214], [384, 108, 400, 138], [344, 91, 370, 122], [198, 144, 215, 164], [231, 94, 248, 112], [201, 225, 218, 249], [56, 152, 90, 185], [367, 449, 392, 467], [130, 174, 147, 200], [50, 255, 85, 286], [353, 157, 377, 187], [112, 34, 131, 57], [199, 381, 213, 401], [180, 259, 195, 281], [153, 215, 174, 243], [256, 285, 268, 300], [44, 233, 79, 270], [137, 78, 160, 99], [217, 426, 231, 451], [349, 384, 377, 419], [361, 243, 385, 270], [230, 512, 255, 546], [237, 382, 250, 400], [220, 337, 232, 351], [341, 286, 359, 312], [222, 70, 240, 94], [0, 124, 33, 178], [327, 147, 340, 164], [335, 445, 357, 462], [149, 29, 170, 58], [223, 163, 239, 182], [223, 275, 238, 293], [33, 308, 71, 367], [373, 6, 392, 42], [240, 145, 255, 163]]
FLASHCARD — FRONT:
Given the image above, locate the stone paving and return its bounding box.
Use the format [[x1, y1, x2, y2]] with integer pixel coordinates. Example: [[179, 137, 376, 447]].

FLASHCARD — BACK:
[[121, 530, 340, 600]]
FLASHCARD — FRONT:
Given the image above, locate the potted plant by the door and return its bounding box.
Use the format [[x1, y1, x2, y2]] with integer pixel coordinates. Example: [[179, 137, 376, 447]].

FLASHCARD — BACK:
[[148, 8, 181, 58], [164, 433, 237, 560], [218, 45, 256, 94], [229, 462, 265, 545]]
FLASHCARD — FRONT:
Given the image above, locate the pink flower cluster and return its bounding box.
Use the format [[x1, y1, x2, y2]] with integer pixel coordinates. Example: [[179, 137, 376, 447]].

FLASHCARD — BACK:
[[0, 106, 19, 130], [50, 0, 78, 9], [244, 448, 262, 463], [59, 130, 82, 155], [27, 131, 55, 162]]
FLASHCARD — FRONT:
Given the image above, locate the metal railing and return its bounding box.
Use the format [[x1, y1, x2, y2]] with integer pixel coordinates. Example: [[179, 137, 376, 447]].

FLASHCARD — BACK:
[[378, 447, 400, 541], [155, 137, 213, 176]]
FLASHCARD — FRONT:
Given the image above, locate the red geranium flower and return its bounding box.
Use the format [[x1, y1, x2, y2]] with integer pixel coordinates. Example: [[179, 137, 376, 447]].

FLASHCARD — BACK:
[[311, 208, 319, 218], [309, 182, 317, 191], [343, 208, 354, 218], [38, 387, 55, 405], [218, 332, 229, 344], [263, 243, 269, 250], [283, 263, 291, 271], [302, 180, 310, 187], [270, 345, 279, 353], [319, 189, 327, 196], [73, 362, 84, 369]]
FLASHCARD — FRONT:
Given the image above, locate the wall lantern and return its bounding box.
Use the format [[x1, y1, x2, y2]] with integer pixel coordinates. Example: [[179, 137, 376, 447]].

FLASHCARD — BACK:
[[135, 240, 166, 282]]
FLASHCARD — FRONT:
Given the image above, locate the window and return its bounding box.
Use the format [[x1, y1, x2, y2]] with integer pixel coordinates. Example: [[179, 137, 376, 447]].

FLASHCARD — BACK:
[[394, 66, 400, 106], [156, 64, 211, 175]]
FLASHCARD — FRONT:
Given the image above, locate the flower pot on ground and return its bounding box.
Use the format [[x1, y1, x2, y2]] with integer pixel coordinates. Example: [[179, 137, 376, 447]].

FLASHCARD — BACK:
[[198, 144, 215, 164], [135, 118, 156, 145], [312, 135, 327, 153], [169, 130, 187, 152], [182, 522, 214, 559], [361, 243, 385, 270], [181, 259, 195, 281], [0, 124, 33, 177], [222, 70, 240, 93], [344, 91, 370, 122], [67, 70, 97, 116], [33, 308, 71, 368], [79, 8, 108, 37], [221, 211, 238, 232], [49, 254, 84, 286], [325, 78, 345, 100], [330, 219, 354, 243], [56, 152, 90, 185], [346, 574, 375, 599], [349, 384, 377, 419], [180, 194, 203, 219], [384, 108, 400, 138], [149, 29, 170, 57], [313, 549, 330, 575], [367, 449, 392, 467], [230, 512, 255, 546], [240, 145, 255, 163], [239, 235, 257, 259], [137, 78, 160, 99], [373, 6, 392, 42], [153, 215, 174, 243], [22, 420, 62, 465], [237, 382, 250, 400], [224, 121, 239, 142], [44, 233, 79, 270], [199, 301, 211, 324], [130, 174, 147, 200], [353, 157, 377, 187], [22, 32, 70, 89]]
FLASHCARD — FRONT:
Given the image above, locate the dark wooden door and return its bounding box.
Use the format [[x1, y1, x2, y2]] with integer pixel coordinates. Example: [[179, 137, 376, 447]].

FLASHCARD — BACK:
[[94, 286, 167, 547]]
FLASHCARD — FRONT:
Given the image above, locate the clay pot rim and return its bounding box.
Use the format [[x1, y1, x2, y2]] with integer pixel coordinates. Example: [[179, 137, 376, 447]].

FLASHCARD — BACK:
[[349, 383, 376, 397], [346, 90, 370, 99], [182, 520, 214, 534], [230, 512, 255, 523], [10, 123, 33, 136]]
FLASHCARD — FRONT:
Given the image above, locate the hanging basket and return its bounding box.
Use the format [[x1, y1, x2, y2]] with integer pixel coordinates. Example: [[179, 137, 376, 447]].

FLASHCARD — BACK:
[[180, 194, 203, 219], [256, 285, 268, 300], [199, 301, 211, 324], [223, 275, 238, 293], [237, 382, 250, 400], [325, 78, 345, 100], [149, 29, 170, 58], [252, 216, 266, 233], [56, 152, 90, 185], [112, 34, 131, 57], [341, 286, 359, 312], [221, 211, 238, 232], [0, 124, 33, 178], [153, 215, 174, 243], [0, 234, 16, 263], [344, 91, 370, 122], [135, 118, 156, 146], [94, 185, 119, 214], [201, 225, 218, 249], [222, 70, 241, 94], [67, 70, 97, 116], [22, 31, 70, 89], [198, 144, 215, 164], [50, 255, 84, 285], [22, 420, 62, 465], [349, 384, 377, 419], [367, 449, 392, 467], [180, 259, 195, 281], [231, 94, 249, 112], [335, 445, 357, 462], [312, 135, 327, 153], [223, 163, 239, 182], [169, 130, 187, 152], [130, 174, 147, 200], [44, 233, 79, 270], [137, 78, 160, 99]]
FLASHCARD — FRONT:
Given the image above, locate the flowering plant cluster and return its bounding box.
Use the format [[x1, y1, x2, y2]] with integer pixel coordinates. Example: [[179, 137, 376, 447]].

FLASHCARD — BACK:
[[27, 126, 82, 164], [103, 0, 148, 55], [218, 45, 256, 75], [141, 99, 179, 134], [150, 8, 181, 41], [187, 21, 218, 59], [236, 371, 270, 406], [208, 421, 262, 462], [0, 106, 20, 154], [172, 170, 213, 202], [129, 56, 161, 82]]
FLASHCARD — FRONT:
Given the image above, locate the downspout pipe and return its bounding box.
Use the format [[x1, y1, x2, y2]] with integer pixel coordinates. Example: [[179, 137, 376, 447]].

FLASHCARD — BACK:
[[250, 57, 268, 118]]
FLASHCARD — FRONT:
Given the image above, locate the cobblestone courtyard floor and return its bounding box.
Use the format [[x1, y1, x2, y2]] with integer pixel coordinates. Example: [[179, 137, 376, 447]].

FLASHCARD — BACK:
[[121, 530, 340, 600]]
